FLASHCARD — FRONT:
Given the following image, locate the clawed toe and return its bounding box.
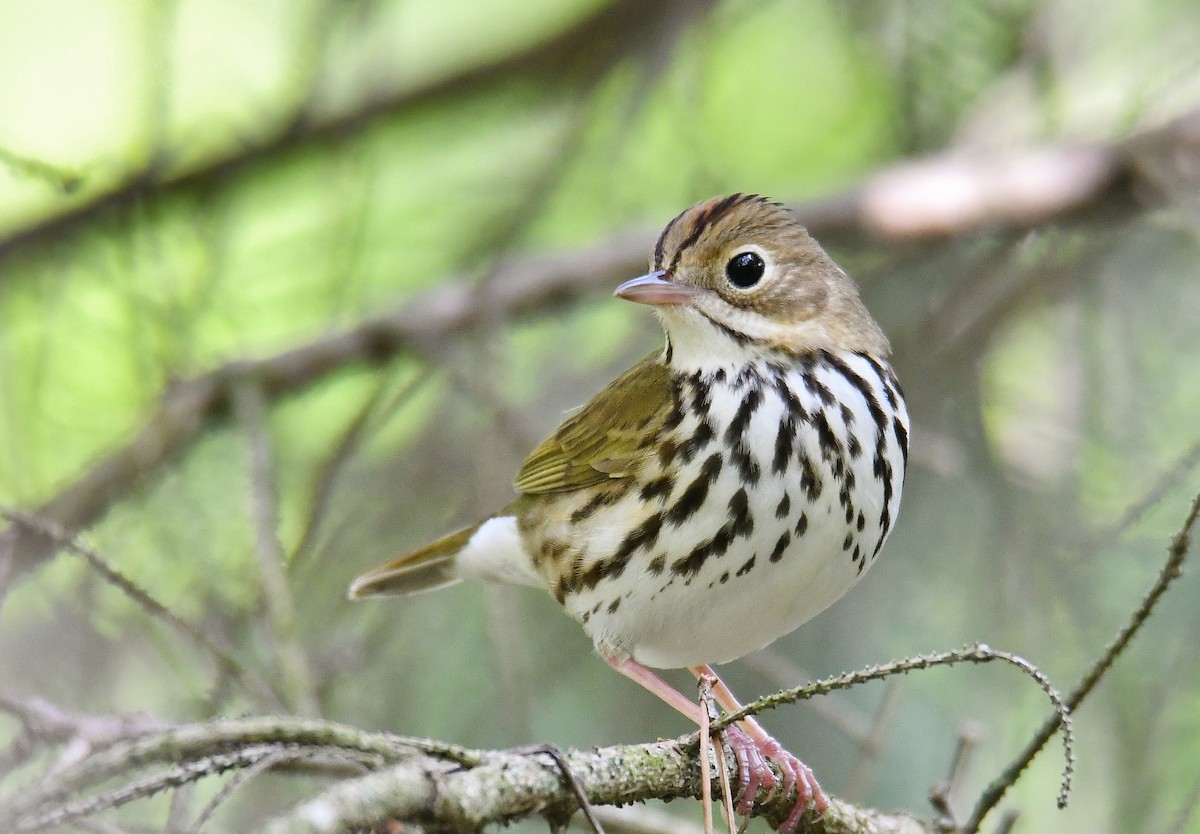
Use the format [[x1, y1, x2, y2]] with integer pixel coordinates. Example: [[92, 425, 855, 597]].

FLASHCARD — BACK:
[[723, 726, 773, 815], [719, 727, 827, 833]]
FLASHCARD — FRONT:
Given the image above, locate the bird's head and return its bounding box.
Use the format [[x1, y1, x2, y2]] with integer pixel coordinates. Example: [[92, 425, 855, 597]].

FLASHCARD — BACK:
[[616, 194, 889, 368]]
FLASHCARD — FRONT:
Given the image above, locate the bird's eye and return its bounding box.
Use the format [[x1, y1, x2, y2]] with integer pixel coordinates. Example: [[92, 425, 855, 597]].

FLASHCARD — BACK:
[[725, 251, 765, 289]]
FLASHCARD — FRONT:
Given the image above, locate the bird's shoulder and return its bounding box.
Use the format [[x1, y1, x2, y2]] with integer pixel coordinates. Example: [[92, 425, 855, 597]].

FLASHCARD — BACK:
[[514, 351, 674, 495]]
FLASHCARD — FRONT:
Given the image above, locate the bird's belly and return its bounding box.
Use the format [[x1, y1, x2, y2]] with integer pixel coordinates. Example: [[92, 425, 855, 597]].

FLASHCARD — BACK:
[[567, 473, 870, 669], [550, 364, 904, 668]]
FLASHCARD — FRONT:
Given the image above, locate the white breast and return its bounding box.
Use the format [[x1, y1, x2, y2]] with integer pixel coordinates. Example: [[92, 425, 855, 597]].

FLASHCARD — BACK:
[[566, 351, 909, 669]]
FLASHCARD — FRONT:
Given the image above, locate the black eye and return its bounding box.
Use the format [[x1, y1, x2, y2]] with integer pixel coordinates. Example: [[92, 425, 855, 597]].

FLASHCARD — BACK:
[[725, 251, 765, 288]]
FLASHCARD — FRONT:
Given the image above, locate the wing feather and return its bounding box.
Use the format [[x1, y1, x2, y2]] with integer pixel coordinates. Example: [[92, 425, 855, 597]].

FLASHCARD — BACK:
[[514, 353, 673, 495]]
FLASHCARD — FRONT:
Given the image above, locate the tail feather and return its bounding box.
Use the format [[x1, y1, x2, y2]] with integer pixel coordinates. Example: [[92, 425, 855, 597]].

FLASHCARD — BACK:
[[348, 525, 478, 598]]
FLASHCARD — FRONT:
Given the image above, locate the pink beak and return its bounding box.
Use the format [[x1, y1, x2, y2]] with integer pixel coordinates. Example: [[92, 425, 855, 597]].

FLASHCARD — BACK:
[[614, 270, 698, 306]]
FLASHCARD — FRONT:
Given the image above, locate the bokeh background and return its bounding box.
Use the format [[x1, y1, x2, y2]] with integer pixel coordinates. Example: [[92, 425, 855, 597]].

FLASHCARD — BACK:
[[2, 0, 1200, 831]]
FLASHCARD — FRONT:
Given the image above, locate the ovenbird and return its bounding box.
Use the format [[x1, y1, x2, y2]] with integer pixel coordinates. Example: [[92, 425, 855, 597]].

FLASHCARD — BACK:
[[350, 194, 909, 832]]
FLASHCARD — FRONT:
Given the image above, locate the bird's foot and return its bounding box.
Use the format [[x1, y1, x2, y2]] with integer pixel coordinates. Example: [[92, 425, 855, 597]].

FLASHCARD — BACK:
[[722, 726, 827, 832]]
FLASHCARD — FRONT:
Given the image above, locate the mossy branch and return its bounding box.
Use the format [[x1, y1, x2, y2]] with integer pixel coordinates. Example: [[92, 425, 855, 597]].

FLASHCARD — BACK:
[[0, 712, 927, 834]]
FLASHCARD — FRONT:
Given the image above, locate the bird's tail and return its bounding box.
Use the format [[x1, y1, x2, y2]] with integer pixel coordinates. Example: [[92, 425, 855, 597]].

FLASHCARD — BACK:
[[347, 513, 542, 599], [348, 525, 478, 598]]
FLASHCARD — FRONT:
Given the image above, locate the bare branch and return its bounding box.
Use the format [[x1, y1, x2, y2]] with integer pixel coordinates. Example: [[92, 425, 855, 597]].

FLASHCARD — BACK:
[[0, 691, 167, 778], [0, 707, 929, 834], [263, 738, 928, 834], [289, 368, 431, 567], [0, 691, 166, 749], [15, 745, 282, 832], [712, 644, 1075, 824], [0, 507, 281, 708], [0, 227, 649, 588], [184, 748, 316, 834], [232, 378, 320, 718], [0, 714, 470, 829], [740, 648, 880, 749], [964, 488, 1200, 832], [0, 0, 714, 271], [2, 112, 1198, 596]]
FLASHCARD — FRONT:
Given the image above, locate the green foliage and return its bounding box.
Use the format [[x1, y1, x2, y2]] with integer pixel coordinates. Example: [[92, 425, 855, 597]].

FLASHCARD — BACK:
[[2, 0, 1200, 831]]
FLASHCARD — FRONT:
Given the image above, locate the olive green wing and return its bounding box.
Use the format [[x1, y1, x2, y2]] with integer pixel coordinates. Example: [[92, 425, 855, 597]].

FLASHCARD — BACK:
[[514, 353, 674, 495]]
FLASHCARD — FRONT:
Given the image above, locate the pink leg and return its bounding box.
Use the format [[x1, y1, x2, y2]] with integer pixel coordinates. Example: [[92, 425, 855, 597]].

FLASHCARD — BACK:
[[603, 655, 825, 832], [603, 654, 707, 722], [691, 665, 827, 832]]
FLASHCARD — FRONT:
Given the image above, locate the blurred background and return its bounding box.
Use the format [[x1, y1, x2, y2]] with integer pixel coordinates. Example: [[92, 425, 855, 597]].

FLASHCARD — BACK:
[[2, 0, 1200, 831]]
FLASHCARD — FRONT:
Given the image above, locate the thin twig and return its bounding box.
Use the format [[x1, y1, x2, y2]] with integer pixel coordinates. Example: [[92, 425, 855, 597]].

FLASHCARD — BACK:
[[842, 683, 902, 802], [698, 678, 714, 834], [0, 0, 707, 268], [291, 368, 431, 568], [0, 507, 281, 709], [928, 721, 983, 826], [532, 744, 606, 834], [711, 643, 1074, 818], [1091, 437, 1200, 547], [0, 714, 458, 827], [231, 377, 320, 718], [16, 747, 378, 832], [185, 748, 332, 833], [695, 678, 735, 834], [0, 692, 166, 747], [0, 692, 167, 778], [700, 676, 734, 834], [739, 649, 876, 747], [13, 745, 282, 832], [963, 488, 1200, 833]]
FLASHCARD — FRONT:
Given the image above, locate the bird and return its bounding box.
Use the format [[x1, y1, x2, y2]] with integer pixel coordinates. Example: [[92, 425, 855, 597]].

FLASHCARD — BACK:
[[349, 194, 909, 832]]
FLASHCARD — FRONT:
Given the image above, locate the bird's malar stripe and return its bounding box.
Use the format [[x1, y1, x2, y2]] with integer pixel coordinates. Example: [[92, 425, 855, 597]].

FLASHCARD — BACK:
[[698, 310, 754, 346]]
